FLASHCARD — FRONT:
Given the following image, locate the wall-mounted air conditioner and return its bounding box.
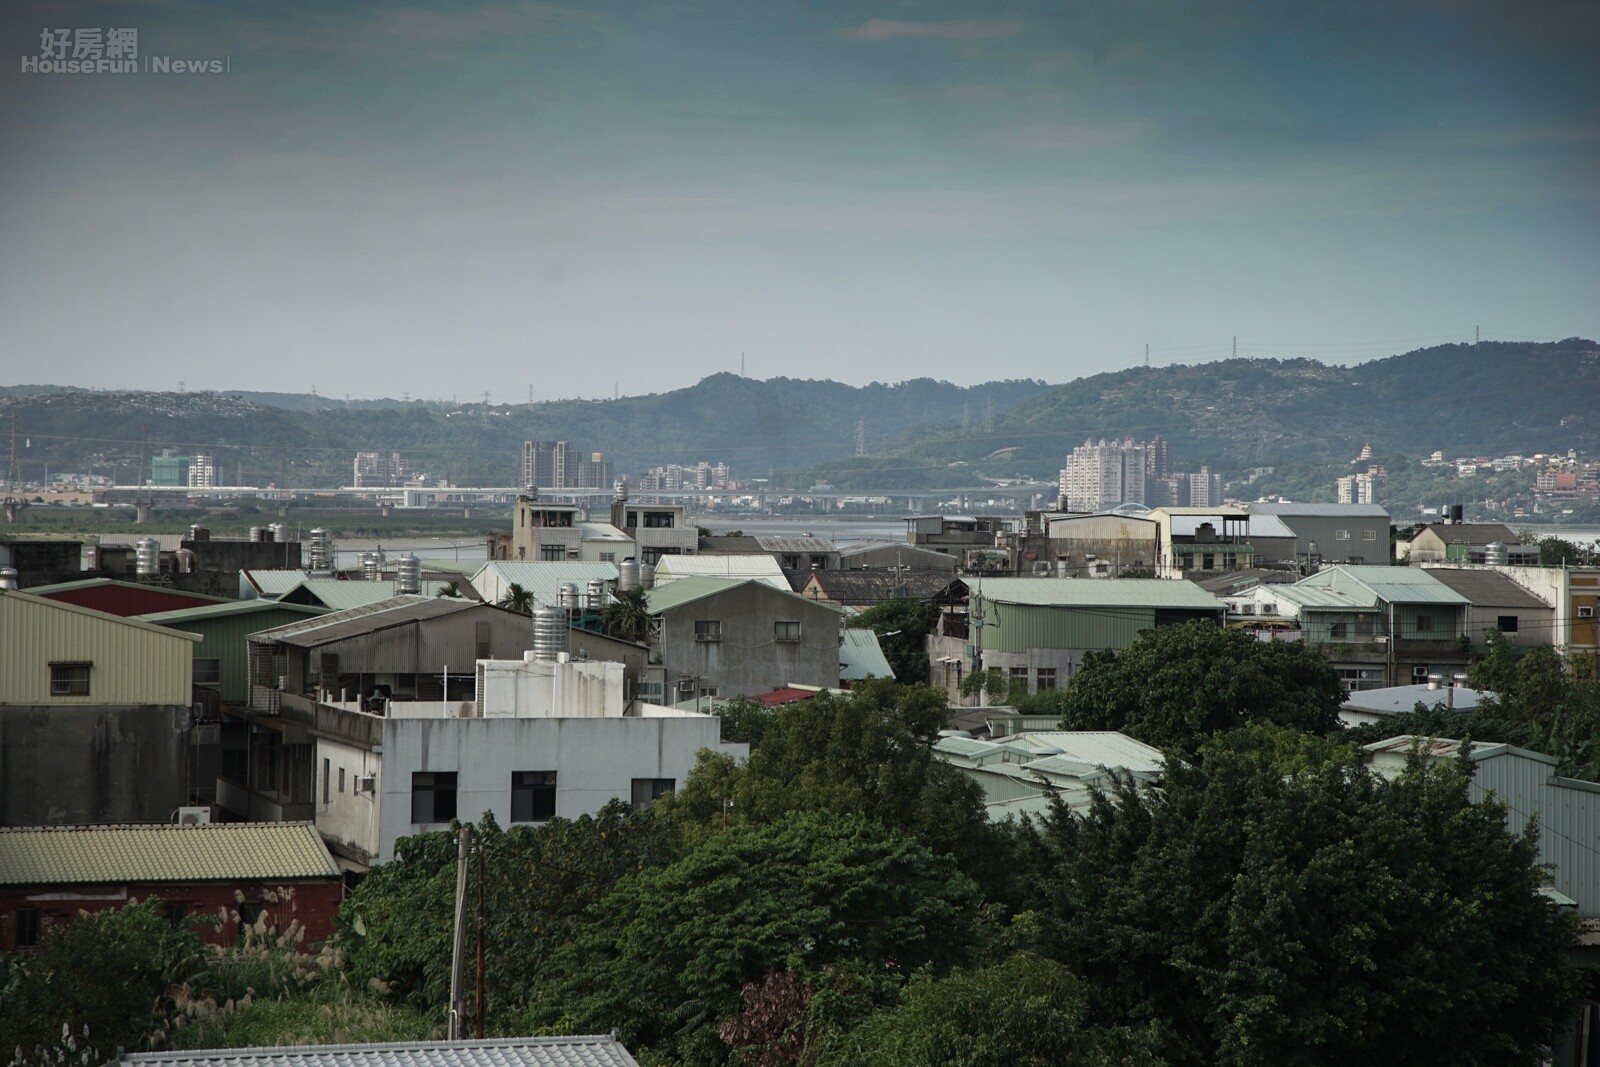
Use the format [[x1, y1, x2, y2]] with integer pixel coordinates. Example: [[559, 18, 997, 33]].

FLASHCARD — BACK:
[[355, 775, 377, 793], [175, 806, 212, 825]]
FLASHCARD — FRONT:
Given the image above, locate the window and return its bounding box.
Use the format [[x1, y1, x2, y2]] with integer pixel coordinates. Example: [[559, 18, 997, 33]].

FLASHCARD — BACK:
[[511, 771, 557, 823], [193, 658, 221, 686], [599, 552, 615, 563], [1579, 606, 1595, 619], [1497, 615, 1520, 633], [164, 903, 188, 927], [323, 759, 331, 804], [411, 771, 457, 824], [15, 907, 40, 949], [1335, 529, 1350, 540], [694, 620, 722, 642], [1008, 666, 1028, 694], [632, 778, 675, 809], [1330, 621, 1348, 640], [49, 662, 90, 697], [539, 545, 566, 561], [1036, 668, 1058, 691], [338, 767, 346, 793], [774, 621, 801, 642], [1415, 614, 1433, 632], [1361, 529, 1378, 541], [697, 686, 719, 699]]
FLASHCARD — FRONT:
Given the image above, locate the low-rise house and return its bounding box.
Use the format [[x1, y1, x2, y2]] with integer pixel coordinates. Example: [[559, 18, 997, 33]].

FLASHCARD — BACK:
[[1294, 565, 1471, 688], [137, 599, 329, 707], [654, 552, 792, 590], [1338, 681, 1487, 727], [836, 540, 958, 572], [118, 1035, 643, 1067], [314, 655, 746, 864], [1247, 502, 1392, 566], [1422, 567, 1555, 650], [510, 492, 637, 562], [645, 577, 842, 699], [933, 730, 1166, 819], [470, 560, 619, 609], [0, 822, 343, 951], [1018, 511, 1159, 578], [1365, 737, 1600, 917], [0, 589, 203, 825], [1478, 564, 1600, 663], [1406, 522, 1536, 565], [793, 569, 955, 608], [1150, 508, 1298, 577], [608, 487, 698, 564], [904, 515, 1012, 569], [927, 578, 1226, 701]]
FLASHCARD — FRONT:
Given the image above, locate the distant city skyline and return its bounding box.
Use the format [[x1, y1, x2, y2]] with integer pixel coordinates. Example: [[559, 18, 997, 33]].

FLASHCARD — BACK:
[[2, 0, 1595, 398]]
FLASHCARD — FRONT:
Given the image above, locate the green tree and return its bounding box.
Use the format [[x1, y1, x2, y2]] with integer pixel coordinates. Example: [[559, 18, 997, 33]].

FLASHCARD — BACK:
[[599, 586, 649, 643], [536, 811, 981, 1065], [1539, 536, 1589, 566], [0, 899, 207, 1064], [495, 582, 534, 614], [1038, 726, 1580, 1066], [828, 953, 1169, 1067], [846, 598, 939, 683], [1467, 630, 1600, 780], [1054, 621, 1344, 753]]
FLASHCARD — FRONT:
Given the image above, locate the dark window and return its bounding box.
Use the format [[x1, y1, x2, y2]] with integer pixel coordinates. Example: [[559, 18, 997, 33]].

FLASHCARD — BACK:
[[1036, 668, 1057, 691], [511, 771, 557, 823], [322, 759, 331, 804], [631, 778, 675, 809], [774, 621, 801, 642], [49, 662, 91, 697], [222, 747, 247, 782], [338, 767, 346, 794], [1416, 615, 1433, 632], [1497, 615, 1520, 633], [694, 620, 722, 642], [411, 771, 458, 824], [1330, 621, 1349, 640], [164, 903, 188, 927], [193, 659, 221, 686], [238, 902, 264, 938], [643, 511, 674, 528], [539, 545, 566, 561], [15, 907, 40, 948]]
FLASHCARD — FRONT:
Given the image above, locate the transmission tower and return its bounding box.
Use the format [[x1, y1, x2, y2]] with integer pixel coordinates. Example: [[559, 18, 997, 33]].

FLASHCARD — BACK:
[[962, 400, 970, 432], [984, 398, 993, 434], [855, 418, 866, 457], [481, 391, 491, 427], [4, 414, 22, 515]]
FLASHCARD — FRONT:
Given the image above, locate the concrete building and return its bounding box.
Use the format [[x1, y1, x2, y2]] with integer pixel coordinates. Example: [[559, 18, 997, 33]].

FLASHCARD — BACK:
[[188, 453, 217, 489], [1060, 438, 1147, 512], [508, 493, 635, 563], [150, 452, 188, 487], [1149, 508, 1297, 578], [1406, 523, 1537, 565], [1336, 471, 1375, 504], [353, 451, 408, 488], [1247, 502, 1392, 566], [0, 589, 203, 825], [903, 515, 1012, 572], [0, 822, 343, 952], [933, 730, 1166, 819], [926, 578, 1225, 702], [609, 486, 697, 565], [645, 577, 843, 700], [312, 656, 746, 864], [1423, 568, 1556, 650], [1187, 466, 1222, 507], [835, 540, 958, 573], [1425, 564, 1600, 664], [521, 440, 610, 491]]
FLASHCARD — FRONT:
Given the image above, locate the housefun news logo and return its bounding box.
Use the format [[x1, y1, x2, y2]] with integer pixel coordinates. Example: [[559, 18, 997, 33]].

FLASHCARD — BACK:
[[20, 28, 230, 74]]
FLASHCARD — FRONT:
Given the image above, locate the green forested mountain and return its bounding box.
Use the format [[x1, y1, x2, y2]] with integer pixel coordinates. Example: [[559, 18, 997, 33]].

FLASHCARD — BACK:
[[3, 339, 1594, 490], [803, 338, 1600, 488]]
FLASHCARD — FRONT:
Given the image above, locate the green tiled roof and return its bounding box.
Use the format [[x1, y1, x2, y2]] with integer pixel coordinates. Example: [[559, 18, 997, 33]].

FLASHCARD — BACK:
[[0, 822, 339, 884], [973, 577, 1224, 610]]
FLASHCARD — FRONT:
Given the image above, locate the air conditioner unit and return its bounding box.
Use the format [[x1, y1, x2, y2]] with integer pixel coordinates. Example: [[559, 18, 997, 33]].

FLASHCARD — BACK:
[[355, 775, 377, 794], [175, 806, 212, 825]]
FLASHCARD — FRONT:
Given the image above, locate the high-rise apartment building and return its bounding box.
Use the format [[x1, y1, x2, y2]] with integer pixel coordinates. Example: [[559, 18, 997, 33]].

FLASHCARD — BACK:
[[353, 451, 408, 488], [188, 453, 217, 489], [1060, 438, 1147, 512], [1337, 472, 1376, 504], [1187, 466, 1223, 507], [521, 440, 609, 490]]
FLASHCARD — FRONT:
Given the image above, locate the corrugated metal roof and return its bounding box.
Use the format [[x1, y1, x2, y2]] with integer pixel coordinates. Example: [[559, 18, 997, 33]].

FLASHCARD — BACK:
[[1167, 514, 1296, 539], [23, 577, 232, 603], [242, 569, 311, 597], [1416, 522, 1522, 546], [576, 522, 632, 542], [1424, 568, 1551, 609], [135, 600, 329, 625], [654, 554, 791, 589], [0, 822, 339, 885], [250, 596, 480, 647], [839, 629, 895, 681], [118, 1035, 641, 1067], [753, 535, 836, 553], [1341, 683, 1488, 715], [645, 575, 824, 614], [1308, 565, 1469, 606], [1270, 584, 1381, 610], [0, 588, 204, 642], [995, 731, 1167, 772], [974, 577, 1223, 610], [469, 562, 619, 607], [283, 578, 455, 610], [1250, 502, 1392, 518]]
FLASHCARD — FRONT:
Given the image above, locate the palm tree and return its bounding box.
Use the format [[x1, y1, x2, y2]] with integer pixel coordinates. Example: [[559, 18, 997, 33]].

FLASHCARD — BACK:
[[497, 582, 534, 615], [599, 587, 650, 642], [436, 581, 462, 598]]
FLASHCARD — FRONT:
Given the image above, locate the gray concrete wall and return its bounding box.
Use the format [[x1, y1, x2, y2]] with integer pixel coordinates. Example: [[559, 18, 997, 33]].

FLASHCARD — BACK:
[[0, 704, 193, 825], [655, 584, 841, 698]]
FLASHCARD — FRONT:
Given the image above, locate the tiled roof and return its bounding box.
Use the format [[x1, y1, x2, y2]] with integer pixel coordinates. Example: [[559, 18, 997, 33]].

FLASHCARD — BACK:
[[1423, 568, 1551, 610], [1416, 523, 1521, 546], [1249, 502, 1392, 519], [118, 1035, 641, 1067], [973, 577, 1224, 610], [0, 822, 339, 885]]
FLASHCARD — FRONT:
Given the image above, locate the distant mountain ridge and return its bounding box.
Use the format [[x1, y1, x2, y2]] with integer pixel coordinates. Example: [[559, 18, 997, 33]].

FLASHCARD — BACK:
[[2, 340, 1593, 490]]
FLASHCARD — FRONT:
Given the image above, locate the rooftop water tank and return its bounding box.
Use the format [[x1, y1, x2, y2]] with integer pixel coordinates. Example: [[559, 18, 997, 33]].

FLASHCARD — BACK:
[[175, 548, 196, 574], [639, 563, 656, 590], [248, 526, 266, 542], [618, 559, 640, 592], [558, 582, 581, 612], [396, 554, 422, 595], [531, 604, 569, 662], [1484, 542, 1509, 566], [187, 524, 210, 542], [0, 567, 18, 590], [307, 528, 334, 572], [361, 552, 382, 581], [135, 537, 162, 577], [268, 522, 289, 543], [586, 578, 607, 611]]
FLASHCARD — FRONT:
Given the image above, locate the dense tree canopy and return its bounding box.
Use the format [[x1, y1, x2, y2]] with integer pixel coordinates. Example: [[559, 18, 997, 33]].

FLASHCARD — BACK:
[[1035, 726, 1580, 1066], [1053, 621, 1345, 753], [1468, 630, 1600, 780], [846, 598, 940, 683]]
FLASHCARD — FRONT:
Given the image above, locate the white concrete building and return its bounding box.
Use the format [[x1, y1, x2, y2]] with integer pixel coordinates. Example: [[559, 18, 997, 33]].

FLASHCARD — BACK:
[[1059, 438, 1147, 513], [316, 657, 745, 865]]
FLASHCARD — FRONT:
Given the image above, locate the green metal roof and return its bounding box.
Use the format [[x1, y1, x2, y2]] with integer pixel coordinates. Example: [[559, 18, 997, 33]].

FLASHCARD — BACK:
[[1269, 584, 1381, 611], [645, 575, 825, 615], [21, 577, 231, 603], [243, 569, 311, 597], [282, 578, 455, 610], [839, 628, 895, 681], [974, 577, 1223, 610], [470, 561, 619, 607], [0, 822, 339, 884], [1304, 565, 1469, 606], [135, 600, 329, 625]]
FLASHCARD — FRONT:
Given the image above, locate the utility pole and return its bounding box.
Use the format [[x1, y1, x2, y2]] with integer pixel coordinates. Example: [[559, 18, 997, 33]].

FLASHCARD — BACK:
[[448, 824, 471, 1039], [1144, 344, 1149, 368], [475, 836, 486, 1038]]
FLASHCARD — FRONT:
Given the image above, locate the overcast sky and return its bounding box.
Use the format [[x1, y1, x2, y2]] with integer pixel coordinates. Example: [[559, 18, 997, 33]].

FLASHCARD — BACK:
[[2, 0, 1596, 401]]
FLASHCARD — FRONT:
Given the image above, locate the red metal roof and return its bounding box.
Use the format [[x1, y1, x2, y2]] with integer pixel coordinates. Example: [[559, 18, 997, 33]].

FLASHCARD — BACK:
[[36, 583, 228, 617], [750, 687, 820, 705]]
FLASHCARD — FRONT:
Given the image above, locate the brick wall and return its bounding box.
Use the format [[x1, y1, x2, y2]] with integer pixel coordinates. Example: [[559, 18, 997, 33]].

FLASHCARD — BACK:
[[0, 877, 344, 951]]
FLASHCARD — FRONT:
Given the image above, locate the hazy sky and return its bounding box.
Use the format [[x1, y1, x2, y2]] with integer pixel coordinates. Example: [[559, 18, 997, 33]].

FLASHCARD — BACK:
[[2, 0, 1596, 401]]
